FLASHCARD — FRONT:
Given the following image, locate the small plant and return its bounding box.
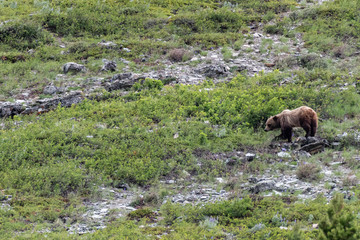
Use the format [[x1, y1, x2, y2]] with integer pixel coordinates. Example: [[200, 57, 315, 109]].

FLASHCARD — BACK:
[[160, 201, 182, 225], [199, 216, 218, 230], [342, 175, 358, 187], [199, 132, 208, 145], [296, 162, 321, 181], [318, 194, 358, 240], [169, 48, 192, 62], [260, 39, 273, 54], [308, 214, 314, 223], [233, 39, 244, 51], [143, 78, 164, 90], [128, 208, 155, 220], [288, 223, 305, 240], [202, 197, 253, 218], [263, 11, 275, 22], [133, 78, 164, 91], [249, 223, 265, 233], [221, 47, 232, 62], [264, 23, 285, 35], [271, 212, 287, 227], [39, 94, 54, 99], [299, 53, 328, 70], [332, 44, 350, 59]]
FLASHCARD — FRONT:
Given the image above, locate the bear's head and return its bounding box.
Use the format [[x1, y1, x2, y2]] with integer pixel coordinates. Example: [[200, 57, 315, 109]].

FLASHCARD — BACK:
[[264, 115, 280, 131]]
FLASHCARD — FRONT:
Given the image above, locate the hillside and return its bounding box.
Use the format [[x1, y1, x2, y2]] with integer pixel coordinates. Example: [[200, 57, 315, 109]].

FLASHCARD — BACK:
[[1, 0, 360, 239]]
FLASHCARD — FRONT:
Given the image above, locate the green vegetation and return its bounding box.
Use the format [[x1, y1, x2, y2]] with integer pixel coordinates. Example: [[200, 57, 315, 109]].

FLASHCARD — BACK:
[[296, 1, 360, 55], [319, 194, 358, 240], [0, 0, 296, 97], [2, 0, 360, 239], [1, 70, 360, 238]]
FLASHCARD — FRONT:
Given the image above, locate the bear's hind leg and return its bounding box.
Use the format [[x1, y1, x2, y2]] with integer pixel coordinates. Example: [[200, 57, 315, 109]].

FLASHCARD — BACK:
[[301, 123, 311, 138], [310, 119, 317, 137]]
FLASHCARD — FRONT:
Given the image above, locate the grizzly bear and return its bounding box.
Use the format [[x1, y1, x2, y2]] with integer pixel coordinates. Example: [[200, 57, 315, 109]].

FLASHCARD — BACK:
[[264, 106, 318, 142]]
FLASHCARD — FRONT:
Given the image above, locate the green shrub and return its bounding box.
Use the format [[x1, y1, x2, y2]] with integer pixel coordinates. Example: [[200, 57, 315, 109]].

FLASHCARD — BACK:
[[202, 197, 253, 218], [133, 78, 164, 91], [288, 224, 305, 240], [319, 194, 358, 240], [128, 208, 155, 220], [221, 46, 233, 61], [1, 163, 91, 197], [297, 0, 360, 53], [265, 23, 285, 35], [0, 21, 53, 50]]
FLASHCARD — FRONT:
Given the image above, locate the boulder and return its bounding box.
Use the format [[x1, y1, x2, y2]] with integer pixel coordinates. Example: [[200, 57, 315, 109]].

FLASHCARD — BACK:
[[101, 59, 117, 72], [250, 180, 275, 194], [43, 85, 59, 95], [198, 64, 230, 78], [63, 62, 86, 74], [0, 104, 23, 118], [98, 40, 117, 49]]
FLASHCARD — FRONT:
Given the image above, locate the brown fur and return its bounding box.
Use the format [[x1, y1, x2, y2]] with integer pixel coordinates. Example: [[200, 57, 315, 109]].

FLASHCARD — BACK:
[[264, 106, 318, 142]]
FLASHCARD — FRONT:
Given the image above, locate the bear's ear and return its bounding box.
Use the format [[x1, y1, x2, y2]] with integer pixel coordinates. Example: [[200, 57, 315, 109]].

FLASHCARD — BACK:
[[273, 116, 278, 121]]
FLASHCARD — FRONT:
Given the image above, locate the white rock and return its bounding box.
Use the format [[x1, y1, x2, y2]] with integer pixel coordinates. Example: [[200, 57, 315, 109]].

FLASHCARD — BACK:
[[277, 152, 291, 158], [216, 177, 224, 183]]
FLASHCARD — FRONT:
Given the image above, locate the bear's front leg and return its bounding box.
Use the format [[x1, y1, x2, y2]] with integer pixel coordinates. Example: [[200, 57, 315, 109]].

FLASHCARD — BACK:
[[282, 128, 293, 143]]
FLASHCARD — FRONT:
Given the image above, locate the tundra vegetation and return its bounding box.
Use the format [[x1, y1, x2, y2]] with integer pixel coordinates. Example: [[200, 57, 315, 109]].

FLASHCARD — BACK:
[[1, 0, 360, 239]]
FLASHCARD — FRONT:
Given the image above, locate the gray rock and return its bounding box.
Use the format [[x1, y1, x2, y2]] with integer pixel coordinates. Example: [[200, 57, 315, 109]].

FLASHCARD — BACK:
[[63, 62, 86, 74], [329, 161, 343, 166], [198, 64, 230, 78], [200, 196, 208, 201], [297, 150, 311, 158], [104, 79, 137, 91], [251, 180, 275, 194], [98, 40, 117, 49], [277, 152, 291, 158], [245, 153, 256, 161], [104, 73, 137, 91], [43, 85, 59, 95], [174, 198, 184, 203], [302, 187, 312, 194], [0, 104, 24, 118], [119, 58, 130, 65], [216, 177, 224, 183], [248, 177, 258, 183], [0, 195, 12, 201], [331, 142, 341, 149], [226, 158, 237, 165], [36, 92, 83, 109], [296, 137, 308, 146], [307, 137, 317, 144], [101, 59, 117, 72], [112, 72, 133, 81], [300, 140, 326, 154], [186, 196, 196, 202]]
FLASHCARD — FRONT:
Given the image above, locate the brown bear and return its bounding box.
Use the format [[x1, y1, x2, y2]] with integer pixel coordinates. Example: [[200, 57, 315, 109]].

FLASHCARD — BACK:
[[264, 106, 318, 142]]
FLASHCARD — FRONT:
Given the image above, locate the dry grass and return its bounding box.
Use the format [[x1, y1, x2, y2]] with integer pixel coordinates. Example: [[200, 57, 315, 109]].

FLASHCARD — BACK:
[[296, 162, 321, 181]]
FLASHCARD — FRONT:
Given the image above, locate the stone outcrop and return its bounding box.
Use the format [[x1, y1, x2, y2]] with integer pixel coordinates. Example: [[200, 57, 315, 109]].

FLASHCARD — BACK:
[[63, 62, 86, 74]]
